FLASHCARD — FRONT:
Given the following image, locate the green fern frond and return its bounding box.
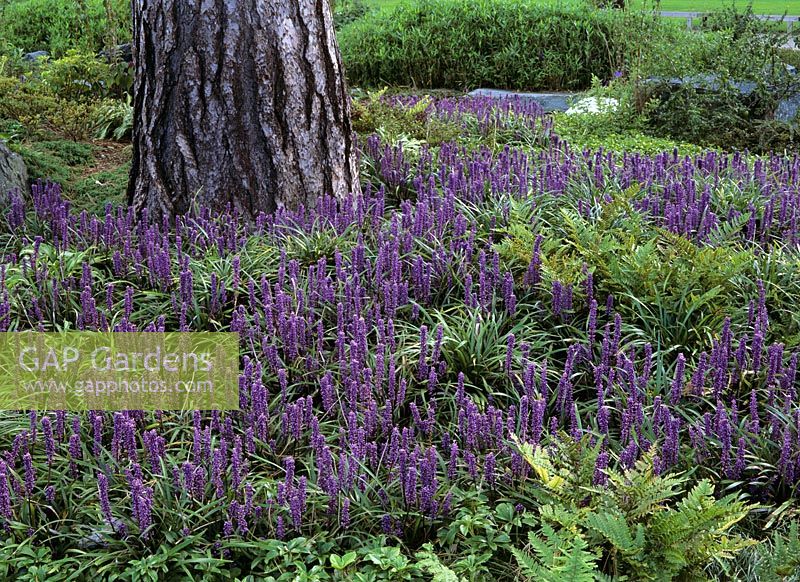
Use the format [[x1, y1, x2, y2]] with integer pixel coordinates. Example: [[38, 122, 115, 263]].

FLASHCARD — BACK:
[[555, 535, 601, 582], [414, 545, 461, 582], [585, 511, 643, 555], [704, 210, 752, 246], [511, 545, 546, 580]]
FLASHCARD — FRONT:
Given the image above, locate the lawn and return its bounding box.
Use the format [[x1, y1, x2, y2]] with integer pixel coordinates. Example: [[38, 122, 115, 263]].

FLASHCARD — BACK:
[[362, 0, 798, 15]]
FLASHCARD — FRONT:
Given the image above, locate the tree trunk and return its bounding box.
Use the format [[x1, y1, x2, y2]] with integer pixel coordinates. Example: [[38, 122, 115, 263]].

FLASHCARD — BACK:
[[127, 0, 360, 221]]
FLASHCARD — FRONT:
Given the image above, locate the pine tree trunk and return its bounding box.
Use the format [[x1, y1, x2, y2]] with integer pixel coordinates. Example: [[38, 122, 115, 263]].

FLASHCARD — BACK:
[[127, 0, 360, 221]]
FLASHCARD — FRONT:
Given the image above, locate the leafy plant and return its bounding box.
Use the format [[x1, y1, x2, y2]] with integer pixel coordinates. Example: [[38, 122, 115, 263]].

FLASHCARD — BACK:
[[730, 520, 800, 582], [0, 75, 102, 140], [351, 89, 461, 147]]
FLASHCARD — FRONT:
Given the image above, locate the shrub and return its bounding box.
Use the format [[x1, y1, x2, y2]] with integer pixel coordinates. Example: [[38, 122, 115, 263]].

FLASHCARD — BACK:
[[40, 50, 115, 101], [339, 0, 638, 91], [0, 41, 26, 77], [27, 49, 133, 102], [0, 0, 131, 57], [351, 89, 462, 146], [0, 75, 102, 140], [779, 48, 800, 70]]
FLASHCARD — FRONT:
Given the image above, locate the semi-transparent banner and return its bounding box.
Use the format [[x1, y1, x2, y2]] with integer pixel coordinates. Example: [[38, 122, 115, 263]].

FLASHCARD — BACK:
[[0, 332, 240, 410]]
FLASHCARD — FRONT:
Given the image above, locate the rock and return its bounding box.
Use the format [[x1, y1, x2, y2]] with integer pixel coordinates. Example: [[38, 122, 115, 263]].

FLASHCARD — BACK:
[[75, 531, 107, 549], [776, 64, 800, 124], [565, 97, 619, 115], [646, 72, 800, 126], [97, 43, 133, 64], [22, 50, 48, 63], [0, 141, 28, 196], [776, 94, 800, 124], [646, 74, 758, 96], [467, 89, 576, 112]]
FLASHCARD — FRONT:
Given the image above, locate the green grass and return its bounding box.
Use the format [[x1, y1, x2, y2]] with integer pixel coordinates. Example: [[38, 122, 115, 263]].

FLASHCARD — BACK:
[[361, 0, 797, 15], [643, 0, 796, 13]]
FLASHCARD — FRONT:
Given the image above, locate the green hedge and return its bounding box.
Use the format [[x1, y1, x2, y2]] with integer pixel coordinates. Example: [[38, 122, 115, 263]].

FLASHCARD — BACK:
[[339, 0, 633, 91]]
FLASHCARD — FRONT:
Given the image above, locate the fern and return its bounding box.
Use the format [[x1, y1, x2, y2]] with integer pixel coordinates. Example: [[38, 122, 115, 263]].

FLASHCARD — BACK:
[[512, 527, 600, 582], [585, 511, 644, 555], [510, 545, 546, 580], [557, 535, 601, 582], [765, 520, 800, 580], [513, 436, 757, 580], [414, 545, 462, 582]]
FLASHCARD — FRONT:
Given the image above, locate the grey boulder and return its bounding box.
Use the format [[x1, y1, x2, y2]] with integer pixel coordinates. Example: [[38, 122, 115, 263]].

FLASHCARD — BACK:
[[98, 43, 132, 64], [0, 140, 28, 196], [22, 50, 48, 63]]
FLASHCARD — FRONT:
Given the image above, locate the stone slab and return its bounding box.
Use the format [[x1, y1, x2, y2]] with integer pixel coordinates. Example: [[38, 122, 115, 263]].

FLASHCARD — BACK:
[[467, 89, 577, 112]]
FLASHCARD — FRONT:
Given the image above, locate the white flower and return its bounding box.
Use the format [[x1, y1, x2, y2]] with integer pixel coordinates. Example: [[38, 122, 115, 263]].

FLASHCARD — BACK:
[[565, 97, 619, 115]]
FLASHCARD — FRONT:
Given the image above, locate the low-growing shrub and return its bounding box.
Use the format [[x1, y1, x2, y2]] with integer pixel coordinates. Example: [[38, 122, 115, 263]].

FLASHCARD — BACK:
[[351, 89, 462, 146], [71, 159, 129, 211], [9, 142, 73, 184], [40, 50, 117, 100], [0, 75, 103, 140], [554, 124, 707, 157], [29, 139, 93, 166]]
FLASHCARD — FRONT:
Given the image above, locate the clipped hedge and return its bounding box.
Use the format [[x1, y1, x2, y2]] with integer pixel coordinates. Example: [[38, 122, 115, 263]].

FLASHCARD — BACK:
[[339, 0, 632, 91]]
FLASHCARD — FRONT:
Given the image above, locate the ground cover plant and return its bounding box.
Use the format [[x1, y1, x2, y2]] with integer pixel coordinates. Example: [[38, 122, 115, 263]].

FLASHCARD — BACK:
[[0, 96, 800, 579], [2, 0, 800, 579]]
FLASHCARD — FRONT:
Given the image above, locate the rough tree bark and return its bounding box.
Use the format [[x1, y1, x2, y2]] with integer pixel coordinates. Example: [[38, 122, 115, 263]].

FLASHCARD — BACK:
[[127, 0, 360, 221]]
